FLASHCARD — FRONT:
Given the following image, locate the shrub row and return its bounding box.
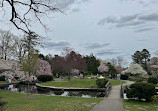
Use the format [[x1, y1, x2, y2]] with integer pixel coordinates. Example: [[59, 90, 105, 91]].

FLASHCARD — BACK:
[[37, 75, 53, 82], [120, 74, 129, 80], [120, 74, 158, 84]]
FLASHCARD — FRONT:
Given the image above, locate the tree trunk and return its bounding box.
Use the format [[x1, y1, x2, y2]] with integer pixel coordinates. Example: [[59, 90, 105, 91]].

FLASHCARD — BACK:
[[28, 82, 30, 94], [68, 73, 70, 81], [4, 54, 7, 60]]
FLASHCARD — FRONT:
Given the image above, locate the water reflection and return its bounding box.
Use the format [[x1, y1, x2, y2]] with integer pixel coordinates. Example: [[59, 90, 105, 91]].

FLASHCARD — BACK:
[[1, 84, 105, 98], [8, 85, 18, 92]]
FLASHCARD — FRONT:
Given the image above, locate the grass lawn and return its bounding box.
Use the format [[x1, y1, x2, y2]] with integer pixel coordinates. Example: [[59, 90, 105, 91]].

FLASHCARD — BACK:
[[109, 79, 126, 86], [0, 81, 7, 84], [134, 75, 149, 78], [0, 90, 102, 111], [39, 79, 126, 88], [124, 100, 158, 111]]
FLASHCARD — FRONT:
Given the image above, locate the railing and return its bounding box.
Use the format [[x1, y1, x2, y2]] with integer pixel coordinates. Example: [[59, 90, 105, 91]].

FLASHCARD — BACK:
[[120, 82, 124, 98], [156, 87, 158, 95], [105, 82, 112, 97]]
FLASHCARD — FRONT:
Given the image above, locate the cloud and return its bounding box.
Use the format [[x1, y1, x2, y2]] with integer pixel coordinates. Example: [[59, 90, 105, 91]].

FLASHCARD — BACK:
[[137, 39, 147, 42], [135, 27, 155, 33], [43, 40, 70, 50], [139, 13, 158, 21], [85, 43, 110, 49], [98, 14, 139, 26], [120, 0, 158, 6], [96, 49, 121, 56], [71, 8, 80, 12], [77, 0, 90, 4], [116, 21, 145, 27], [97, 18, 106, 25], [118, 14, 138, 23], [98, 13, 158, 32], [0, 19, 4, 22], [51, 0, 76, 9], [52, 0, 90, 10]]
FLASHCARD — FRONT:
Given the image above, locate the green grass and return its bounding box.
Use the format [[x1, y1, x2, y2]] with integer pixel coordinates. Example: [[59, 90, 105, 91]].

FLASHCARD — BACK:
[[0, 90, 102, 111], [124, 100, 158, 111], [109, 79, 126, 86], [0, 81, 7, 84], [130, 75, 149, 79], [39, 79, 125, 88], [40, 79, 97, 88]]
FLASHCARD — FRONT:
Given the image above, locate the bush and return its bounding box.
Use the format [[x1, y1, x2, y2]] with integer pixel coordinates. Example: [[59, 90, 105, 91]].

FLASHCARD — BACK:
[[147, 70, 152, 76], [37, 75, 53, 82], [0, 76, 5, 81], [120, 74, 129, 80], [147, 77, 158, 84], [96, 79, 108, 88], [135, 78, 143, 82], [151, 95, 158, 102], [127, 82, 155, 101]]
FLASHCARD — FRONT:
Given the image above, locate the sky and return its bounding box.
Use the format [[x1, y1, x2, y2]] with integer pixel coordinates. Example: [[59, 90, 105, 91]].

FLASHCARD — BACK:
[[0, 0, 158, 64]]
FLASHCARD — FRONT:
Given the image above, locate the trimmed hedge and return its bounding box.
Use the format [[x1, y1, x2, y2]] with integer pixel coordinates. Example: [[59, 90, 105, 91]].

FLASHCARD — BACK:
[[147, 77, 158, 84], [96, 79, 108, 88], [127, 82, 155, 101], [37, 75, 53, 82], [120, 74, 129, 80]]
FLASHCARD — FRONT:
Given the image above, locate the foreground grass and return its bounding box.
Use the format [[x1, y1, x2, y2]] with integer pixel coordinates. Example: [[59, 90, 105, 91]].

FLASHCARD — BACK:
[[0, 90, 102, 111], [40, 79, 125, 88], [124, 100, 158, 111]]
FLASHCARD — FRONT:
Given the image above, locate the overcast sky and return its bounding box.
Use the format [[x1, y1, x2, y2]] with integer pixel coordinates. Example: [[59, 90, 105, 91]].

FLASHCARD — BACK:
[[1, 0, 158, 64]]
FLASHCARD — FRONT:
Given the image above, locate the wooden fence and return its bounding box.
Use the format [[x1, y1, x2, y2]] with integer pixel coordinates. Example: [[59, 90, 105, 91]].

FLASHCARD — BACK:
[[105, 82, 112, 97]]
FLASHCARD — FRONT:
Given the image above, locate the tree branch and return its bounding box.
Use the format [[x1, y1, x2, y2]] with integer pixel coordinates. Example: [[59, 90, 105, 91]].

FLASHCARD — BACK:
[[1, 0, 62, 34]]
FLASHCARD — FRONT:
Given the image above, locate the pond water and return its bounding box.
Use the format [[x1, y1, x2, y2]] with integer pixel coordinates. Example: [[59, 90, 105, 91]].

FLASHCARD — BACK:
[[0, 84, 105, 98]]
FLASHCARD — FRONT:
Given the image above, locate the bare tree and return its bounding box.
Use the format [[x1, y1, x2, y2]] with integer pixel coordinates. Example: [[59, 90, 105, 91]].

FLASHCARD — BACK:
[[0, 0, 62, 34], [61, 47, 72, 56], [0, 30, 15, 60], [108, 56, 127, 68], [14, 37, 27, 62], [116, 56, 127, 67], [0, 31, 41, 62], [109, 58, 117, 66]]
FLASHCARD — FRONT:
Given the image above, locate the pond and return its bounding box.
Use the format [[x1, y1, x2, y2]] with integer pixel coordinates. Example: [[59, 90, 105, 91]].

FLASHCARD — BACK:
[[0, 84, 106, 98]]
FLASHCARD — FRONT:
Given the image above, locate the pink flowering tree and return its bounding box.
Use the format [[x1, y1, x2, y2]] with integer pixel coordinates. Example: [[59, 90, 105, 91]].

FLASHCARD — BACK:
[[98, 62, 108, 73], [36, 60, 52, 75], [71, 69, 80, 76]]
